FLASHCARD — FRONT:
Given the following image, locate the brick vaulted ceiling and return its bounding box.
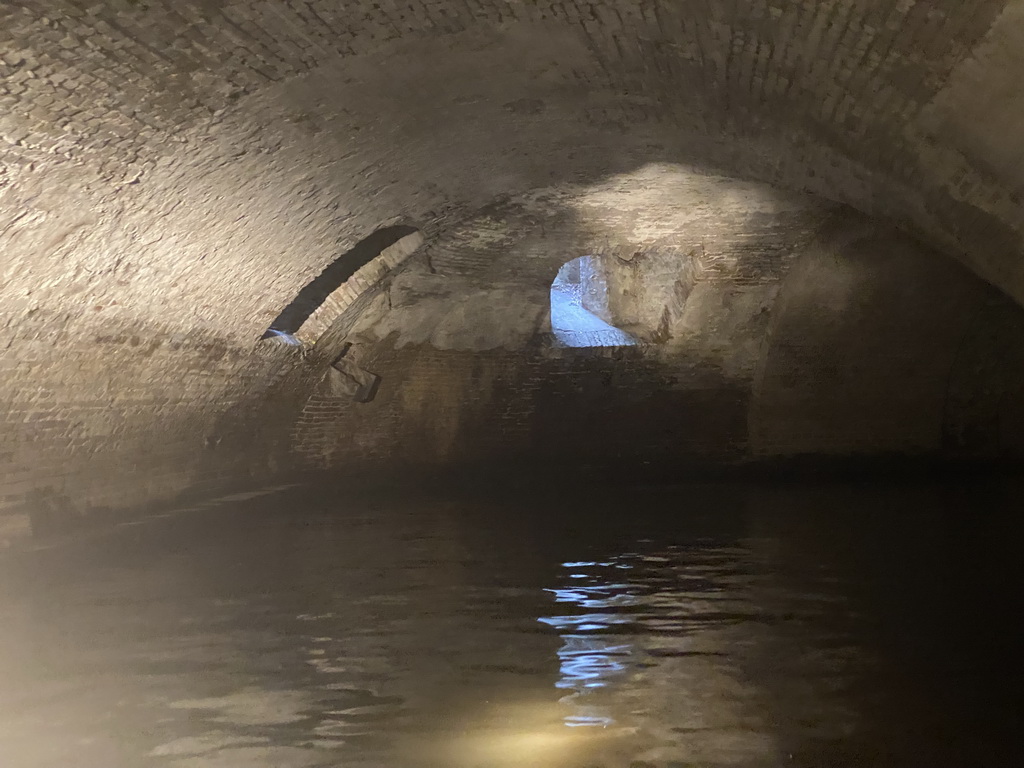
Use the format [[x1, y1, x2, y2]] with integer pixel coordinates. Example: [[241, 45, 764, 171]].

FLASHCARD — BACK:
[[6, 1, 1024, 536], [3, 0, 1024, 340]]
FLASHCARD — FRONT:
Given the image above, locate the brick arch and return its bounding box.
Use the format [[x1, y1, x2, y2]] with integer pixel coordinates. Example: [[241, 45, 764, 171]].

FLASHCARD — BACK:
[[262, 224, 420, 340], [4, 1, 1024, 303], [6, 2, 1024, 538]]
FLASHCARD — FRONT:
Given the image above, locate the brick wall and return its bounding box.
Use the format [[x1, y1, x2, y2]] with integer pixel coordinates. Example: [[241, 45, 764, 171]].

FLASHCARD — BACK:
[[292, 342, 749, 479], [4, 0, 1023, 299], [0, 316, 322, 539], [290, 210, 1024, 481], [5, 0, 1024, 543], [6, 161, 1024, 545], [750, 225, 994, 457]]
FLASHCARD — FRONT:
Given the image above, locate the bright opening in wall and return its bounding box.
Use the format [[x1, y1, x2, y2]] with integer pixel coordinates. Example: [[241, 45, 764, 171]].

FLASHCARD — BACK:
[[550, 256, 636, 348]]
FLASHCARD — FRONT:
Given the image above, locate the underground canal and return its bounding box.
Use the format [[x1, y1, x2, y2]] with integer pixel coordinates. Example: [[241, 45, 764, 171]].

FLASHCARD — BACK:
[[5, 2, 1024, 766]]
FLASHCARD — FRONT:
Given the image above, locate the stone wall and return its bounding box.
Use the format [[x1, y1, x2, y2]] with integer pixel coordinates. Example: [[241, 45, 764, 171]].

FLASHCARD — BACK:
[[0, 329, 319, 540], [288, 208, 1024, 480], [750, 224, 993, 457], [4, 0, 1023, 298], [6, 159, 1024, 544], [7, 2, 1024, 540], [292, 343, 749, 478]]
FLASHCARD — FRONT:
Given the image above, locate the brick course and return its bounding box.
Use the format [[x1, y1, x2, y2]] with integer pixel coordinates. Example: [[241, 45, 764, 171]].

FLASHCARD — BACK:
[[4, 4, 1024, 539]]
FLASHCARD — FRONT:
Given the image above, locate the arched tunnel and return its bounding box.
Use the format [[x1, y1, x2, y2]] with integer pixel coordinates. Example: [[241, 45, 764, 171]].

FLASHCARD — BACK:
[[4, 2, 1024, 765]]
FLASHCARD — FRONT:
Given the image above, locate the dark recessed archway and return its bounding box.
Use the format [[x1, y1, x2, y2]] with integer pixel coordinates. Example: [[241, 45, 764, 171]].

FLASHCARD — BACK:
[[262, 224, 419, 339]]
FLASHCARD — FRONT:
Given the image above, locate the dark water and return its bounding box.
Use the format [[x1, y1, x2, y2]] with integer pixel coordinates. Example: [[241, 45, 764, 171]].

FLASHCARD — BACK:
[[1, 481, 1023, 768]]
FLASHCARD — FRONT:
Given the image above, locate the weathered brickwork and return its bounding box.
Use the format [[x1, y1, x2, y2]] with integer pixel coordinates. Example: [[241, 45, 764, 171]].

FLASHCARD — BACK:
[[3, 0, 1024, 287], [5, 3, 1024, 541], [0, 315, 318, 538], [292, 342, 748, 478], [291, 208, 1024, 479], [0, 1, 1009, 165], [750, 225, 994, 457]]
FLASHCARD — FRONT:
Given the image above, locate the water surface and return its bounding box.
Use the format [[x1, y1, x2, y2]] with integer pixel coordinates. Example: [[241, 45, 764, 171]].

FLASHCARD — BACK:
[[1, 481, 1022, 767]]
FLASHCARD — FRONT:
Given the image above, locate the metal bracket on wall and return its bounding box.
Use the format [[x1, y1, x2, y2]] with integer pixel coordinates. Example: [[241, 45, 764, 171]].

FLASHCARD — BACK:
[[328, 343, 381, 403]]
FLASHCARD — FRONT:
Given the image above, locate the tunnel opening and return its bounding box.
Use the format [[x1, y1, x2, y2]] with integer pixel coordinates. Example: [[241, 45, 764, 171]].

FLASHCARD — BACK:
[[261, 224, 419, 340], [550, 256, 637, 348]]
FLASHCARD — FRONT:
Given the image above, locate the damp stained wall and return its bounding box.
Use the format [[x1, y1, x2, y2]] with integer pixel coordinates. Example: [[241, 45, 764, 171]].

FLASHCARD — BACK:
[[6, 4, 1024, 539]]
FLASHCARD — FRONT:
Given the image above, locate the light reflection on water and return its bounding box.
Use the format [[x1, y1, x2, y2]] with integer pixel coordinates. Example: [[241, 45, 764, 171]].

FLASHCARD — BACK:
[[541, 560, 638, 728], [539, 548, 759, 736], [1, 483, 1023, 767]]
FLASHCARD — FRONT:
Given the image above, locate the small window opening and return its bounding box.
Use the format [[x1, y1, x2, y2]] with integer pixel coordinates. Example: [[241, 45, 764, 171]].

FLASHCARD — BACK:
[[261, 328, 304, 346], [262, 224, 419, 340], [550, 256, 636, 348]]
